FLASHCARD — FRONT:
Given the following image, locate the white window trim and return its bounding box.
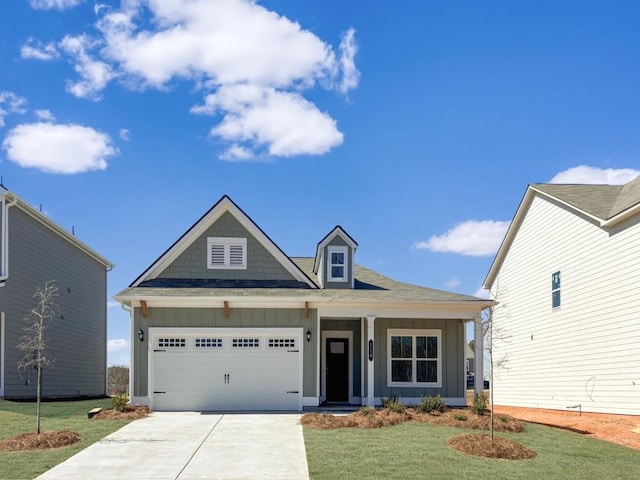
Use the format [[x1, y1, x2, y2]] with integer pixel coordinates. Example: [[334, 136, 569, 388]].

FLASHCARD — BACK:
[[387, 329, 442, 388], [207, 237, 247, 270], [551, 270, 561, 309], [327, 246, 348, 282]]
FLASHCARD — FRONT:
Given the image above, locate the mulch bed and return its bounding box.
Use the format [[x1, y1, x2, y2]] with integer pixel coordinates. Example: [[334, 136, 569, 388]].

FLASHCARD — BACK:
[[93, 406, 150, 420], [448, 433, 537, 459], [301, 408, 525, 433], [0, 431, 81, 451]]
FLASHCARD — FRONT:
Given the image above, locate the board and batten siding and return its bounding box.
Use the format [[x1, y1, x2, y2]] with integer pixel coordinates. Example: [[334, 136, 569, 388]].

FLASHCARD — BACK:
[[134, 307, 317, 398], [491, 195, 640, 415], [158, 211, 297, 281], [0, 207, 107, 398], [372, 318, 465, 400]]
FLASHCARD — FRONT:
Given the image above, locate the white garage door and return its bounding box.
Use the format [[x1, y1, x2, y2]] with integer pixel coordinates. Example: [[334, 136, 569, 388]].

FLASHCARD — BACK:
[[149, 328, 302, 411]]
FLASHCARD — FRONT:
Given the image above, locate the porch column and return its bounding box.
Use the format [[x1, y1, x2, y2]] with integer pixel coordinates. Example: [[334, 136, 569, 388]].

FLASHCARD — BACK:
[[473, 316, 484, 397], [366, 316, 376, 407]]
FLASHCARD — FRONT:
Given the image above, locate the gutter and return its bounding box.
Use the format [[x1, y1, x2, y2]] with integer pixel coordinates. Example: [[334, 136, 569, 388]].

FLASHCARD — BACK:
[[0, 193, 18, 287]]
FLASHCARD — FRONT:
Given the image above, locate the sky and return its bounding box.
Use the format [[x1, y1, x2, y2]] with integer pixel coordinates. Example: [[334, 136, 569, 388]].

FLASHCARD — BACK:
[[1, 1, 640, 367]]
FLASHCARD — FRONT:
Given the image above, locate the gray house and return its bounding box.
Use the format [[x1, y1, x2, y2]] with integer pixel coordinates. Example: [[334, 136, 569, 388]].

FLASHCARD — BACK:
[[115, 196, 490, 411], [0, 186, 112, 398]]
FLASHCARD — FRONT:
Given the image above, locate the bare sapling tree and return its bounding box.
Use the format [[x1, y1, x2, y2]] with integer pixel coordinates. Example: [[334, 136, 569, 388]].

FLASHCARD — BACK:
[[483, 291, 510, 444], [107, 366, 130, 395], [17, 280, 58, 434]]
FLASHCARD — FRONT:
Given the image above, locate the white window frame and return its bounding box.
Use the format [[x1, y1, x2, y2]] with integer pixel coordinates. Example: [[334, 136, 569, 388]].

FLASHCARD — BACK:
[[551, 270, 561, 309], [387, 329, 442, 388], [207, 237, 247, 270], [327, 246, 348, 282]]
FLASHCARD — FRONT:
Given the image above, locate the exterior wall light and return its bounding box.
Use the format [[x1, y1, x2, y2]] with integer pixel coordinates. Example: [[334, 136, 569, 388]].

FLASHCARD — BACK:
[[138, 329, 145, 342], [306, 330, 312, 343]]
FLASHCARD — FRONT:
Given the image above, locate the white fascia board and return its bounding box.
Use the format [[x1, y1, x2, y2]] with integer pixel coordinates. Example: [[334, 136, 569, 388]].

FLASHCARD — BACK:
[[602, 203, 640, 227], [133, 197, 316, 288], [313, 226, 358, 273], [485, 186, 615, 289]]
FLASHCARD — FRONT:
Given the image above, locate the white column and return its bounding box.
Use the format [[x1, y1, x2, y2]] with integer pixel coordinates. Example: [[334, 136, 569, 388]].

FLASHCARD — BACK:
[[366, 316, 376, 407], [474, 316, 484, 397]]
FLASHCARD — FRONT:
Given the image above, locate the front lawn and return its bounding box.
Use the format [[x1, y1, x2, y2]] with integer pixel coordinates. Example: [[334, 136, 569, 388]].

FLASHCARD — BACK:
[[0, 398, 133, 479], [304, 421, 640, 480]]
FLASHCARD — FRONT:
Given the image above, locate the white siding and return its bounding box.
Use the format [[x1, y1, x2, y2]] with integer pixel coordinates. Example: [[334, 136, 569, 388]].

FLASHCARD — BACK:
[[490, 195, 640, 415]]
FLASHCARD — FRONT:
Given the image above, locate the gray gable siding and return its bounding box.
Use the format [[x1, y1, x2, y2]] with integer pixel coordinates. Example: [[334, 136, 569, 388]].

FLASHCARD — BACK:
[[323, 235, 353, 289], [372, 318, 464, 399], [1, 207, 107, 398], [134, 306, 317, 398], [158, 211, 297, 281]]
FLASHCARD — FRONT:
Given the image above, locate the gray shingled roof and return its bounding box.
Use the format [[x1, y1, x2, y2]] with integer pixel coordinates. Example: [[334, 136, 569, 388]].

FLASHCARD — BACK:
[[532, 175, 640, 220], [115, 258, 485, 304]]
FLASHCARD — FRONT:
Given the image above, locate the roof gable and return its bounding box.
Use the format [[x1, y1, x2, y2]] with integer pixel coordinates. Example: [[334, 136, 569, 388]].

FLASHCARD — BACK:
[[484, 176, 640, 289], [131, 195, 317, 288], [313, 225, 358, 274]]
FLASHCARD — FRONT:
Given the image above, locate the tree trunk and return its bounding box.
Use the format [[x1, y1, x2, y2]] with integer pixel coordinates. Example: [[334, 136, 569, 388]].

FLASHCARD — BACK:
[[36, 366, 42, 434]]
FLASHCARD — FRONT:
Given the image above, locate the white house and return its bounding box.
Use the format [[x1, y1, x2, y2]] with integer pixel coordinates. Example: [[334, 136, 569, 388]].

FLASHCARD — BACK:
[[483, 175, 640, 415]]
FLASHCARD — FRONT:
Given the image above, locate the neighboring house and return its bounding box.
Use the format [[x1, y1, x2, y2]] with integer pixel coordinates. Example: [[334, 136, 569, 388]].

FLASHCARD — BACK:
[[465, 343, 474, 375], [484, 175, 640, 415], [0, 186, 112, 398], [115, 195, 491, 411]]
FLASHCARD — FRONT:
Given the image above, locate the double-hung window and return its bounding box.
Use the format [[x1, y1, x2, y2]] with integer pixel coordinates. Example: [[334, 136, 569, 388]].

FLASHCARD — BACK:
[[387, 329, 441, 388], [551, 271, 561, 308], [328, 246, 348, 282], [207, 237, 247, 269]]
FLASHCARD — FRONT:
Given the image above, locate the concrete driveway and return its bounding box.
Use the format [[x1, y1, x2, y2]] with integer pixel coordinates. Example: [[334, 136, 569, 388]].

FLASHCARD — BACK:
[[37, 412, 309, 480]]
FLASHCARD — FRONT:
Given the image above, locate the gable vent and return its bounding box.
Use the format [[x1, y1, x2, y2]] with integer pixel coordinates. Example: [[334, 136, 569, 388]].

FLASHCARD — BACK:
[[207, 237, 247, 270], [229, 244, 244, 266]]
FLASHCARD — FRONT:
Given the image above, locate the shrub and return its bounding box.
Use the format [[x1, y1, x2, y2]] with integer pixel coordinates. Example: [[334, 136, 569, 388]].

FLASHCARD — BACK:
[[383, 397, 406, 413], [381, 395, 400, 408], [453, 411, 468, 421], [498, 414, 509, 423], [111, 392, 129, 412], [471, 392, 488, 415], [416, 394, 447, 414], [359, 406, 375, 417]]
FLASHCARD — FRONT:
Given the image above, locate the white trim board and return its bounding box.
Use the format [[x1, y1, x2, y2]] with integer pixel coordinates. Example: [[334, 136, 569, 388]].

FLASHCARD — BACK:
[[321, 330, 354, 404], [0, 312, 4, 397]]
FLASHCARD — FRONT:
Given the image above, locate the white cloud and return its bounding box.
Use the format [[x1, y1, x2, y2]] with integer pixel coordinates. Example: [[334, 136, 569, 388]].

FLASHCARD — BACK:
[[550, 165, 640, 185], [0, 92, 27, 128], [35, 109, 56, 121], [2, 122, 117, 174], [60, 35, 114, 100], [338, 28, 360, 95], [21, 38, 60, 61], [108, 338, 130, 352], [32, 0, 357, 159], [416, 220, 510, 257], [29, 0, 84, 10], [473, 287, 491, 299], [119, 128, 130, 141], [445, 278, 461, 288], [195, 85, 343, 157]]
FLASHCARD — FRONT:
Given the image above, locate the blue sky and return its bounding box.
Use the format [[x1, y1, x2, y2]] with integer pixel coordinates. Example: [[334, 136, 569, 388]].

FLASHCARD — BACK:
[[2, 1, 640, 366]]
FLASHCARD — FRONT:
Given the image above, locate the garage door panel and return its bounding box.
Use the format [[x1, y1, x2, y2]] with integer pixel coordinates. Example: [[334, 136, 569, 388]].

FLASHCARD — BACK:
[[151, 329, 301, 411]]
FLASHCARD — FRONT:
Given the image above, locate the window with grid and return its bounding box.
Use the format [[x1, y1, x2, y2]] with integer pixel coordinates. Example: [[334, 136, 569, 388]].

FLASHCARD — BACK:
[[232, 338, 260, 348], [207, 237, 247, 269], [387, 329, 441, 387], [552, 271, 561, 308], [195, 338, 223, 348], [158, 338, 186, 348], [328, 246, 348, 282], [268, 338, 296, 348]]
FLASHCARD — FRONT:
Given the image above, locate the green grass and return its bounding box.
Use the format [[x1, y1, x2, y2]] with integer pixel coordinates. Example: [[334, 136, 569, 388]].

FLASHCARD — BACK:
[[0, 398, 133, 480], [304, 422, 640, 480]]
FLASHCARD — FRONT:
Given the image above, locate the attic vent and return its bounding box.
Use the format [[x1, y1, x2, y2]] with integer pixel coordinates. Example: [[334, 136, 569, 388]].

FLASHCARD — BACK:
[[207, 237, 247, 270]]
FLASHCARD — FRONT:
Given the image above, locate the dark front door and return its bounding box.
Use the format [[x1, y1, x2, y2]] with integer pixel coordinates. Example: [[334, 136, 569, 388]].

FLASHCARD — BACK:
[[326, 338, 349, 402]]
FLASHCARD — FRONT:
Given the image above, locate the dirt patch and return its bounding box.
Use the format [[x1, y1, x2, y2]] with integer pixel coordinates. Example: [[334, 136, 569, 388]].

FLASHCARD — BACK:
[[492, 405, 640, 451], [448, 433, 537, 460], [301, 408, 525, 432], [0, 431, 81, 451], [93, 406, 150, 420]]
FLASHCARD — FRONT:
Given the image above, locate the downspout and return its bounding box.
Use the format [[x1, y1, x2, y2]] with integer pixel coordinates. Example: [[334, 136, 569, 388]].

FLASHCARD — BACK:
[[0, 194, 18, 287]]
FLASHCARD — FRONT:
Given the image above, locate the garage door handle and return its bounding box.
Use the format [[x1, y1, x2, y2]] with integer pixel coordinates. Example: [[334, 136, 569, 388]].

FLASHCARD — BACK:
[[286, 391, 299, 394], [154, 391, 166, 394], [287, 349, 299, 352], [154, 349, 166, 352]]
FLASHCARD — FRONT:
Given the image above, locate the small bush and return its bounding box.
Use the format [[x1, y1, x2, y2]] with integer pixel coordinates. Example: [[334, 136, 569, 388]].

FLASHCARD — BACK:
[[416, 394, 446, 414], [471, 392, 488, 415], [498, 414, 509, 423], [384, 398, 406, 413], [111, 392, 129, 412], [381, 395, 400, 408], [453, 411, 468, 421], [359, 406, 375, 417]]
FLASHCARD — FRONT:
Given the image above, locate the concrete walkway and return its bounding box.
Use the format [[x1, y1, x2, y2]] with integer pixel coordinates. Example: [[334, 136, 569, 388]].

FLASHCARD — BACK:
[[37, 412, 309, 480]]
